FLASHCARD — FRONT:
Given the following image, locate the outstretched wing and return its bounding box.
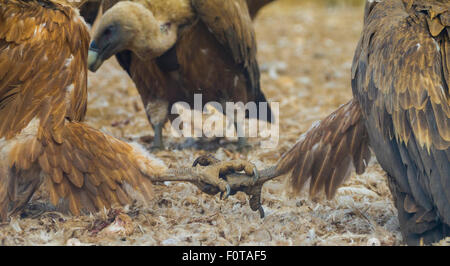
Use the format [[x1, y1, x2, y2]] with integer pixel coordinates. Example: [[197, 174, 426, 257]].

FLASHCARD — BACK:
[[192, 0, 260, 99], [276, 99, 371, 199], [351, 0, 450, 227]]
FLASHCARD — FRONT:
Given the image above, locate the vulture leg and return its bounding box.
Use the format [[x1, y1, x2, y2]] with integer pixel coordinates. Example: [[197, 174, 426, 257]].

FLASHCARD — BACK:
[[145, 100, 170, 150], [151, 122, 165, 150]]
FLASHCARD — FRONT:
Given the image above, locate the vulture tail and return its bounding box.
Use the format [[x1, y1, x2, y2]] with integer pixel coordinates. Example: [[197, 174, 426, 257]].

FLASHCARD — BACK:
[[274, 99, 371, 199]]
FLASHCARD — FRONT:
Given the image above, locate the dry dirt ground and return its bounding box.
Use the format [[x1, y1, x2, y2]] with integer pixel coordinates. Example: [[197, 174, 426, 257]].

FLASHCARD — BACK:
[[0, 0, 430, 246]]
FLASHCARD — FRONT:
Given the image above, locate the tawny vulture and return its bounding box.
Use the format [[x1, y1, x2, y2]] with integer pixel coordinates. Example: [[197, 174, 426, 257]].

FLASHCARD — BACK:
[[86, 0, 274, 149]]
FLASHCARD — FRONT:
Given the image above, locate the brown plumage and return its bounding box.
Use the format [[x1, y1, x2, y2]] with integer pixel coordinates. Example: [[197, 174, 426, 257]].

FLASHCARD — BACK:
[[79, 0, 275, 25], [87, 0, 274, 149], [350, 0, 450, 245], [0, 0, 258, 221], [217, 0, 449, 245]]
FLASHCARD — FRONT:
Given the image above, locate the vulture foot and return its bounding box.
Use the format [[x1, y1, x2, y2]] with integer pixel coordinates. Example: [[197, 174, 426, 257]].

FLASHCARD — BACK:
[[193, 155, 266, 218]]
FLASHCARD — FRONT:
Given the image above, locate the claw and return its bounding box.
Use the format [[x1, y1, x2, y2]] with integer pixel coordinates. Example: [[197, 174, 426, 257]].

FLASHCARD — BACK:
[[220, 184, 231, 200], [258, 206, 265, 218], [253, 167, 259, 182], [192, 157, 201, 167], [225, 184, 231, 199]]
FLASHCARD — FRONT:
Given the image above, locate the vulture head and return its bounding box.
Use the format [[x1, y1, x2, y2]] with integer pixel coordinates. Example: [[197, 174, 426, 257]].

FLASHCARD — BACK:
[[88, 1, 178, 71]]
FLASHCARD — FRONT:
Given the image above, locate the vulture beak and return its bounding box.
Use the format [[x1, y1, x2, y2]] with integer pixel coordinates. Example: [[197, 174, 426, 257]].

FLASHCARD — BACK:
[[87, 41, 103, 72]]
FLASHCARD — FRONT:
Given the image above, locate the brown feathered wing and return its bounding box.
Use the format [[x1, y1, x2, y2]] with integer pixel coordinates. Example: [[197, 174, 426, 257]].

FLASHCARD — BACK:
[[0, 1, 165, 220], [192, 0, 262, 103]]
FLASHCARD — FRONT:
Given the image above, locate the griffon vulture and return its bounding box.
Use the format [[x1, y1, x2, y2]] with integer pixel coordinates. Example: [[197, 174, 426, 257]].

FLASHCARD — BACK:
[[87, 0, 274, 149], [208, 0, 449, 245], [0, 0, 258, 221]]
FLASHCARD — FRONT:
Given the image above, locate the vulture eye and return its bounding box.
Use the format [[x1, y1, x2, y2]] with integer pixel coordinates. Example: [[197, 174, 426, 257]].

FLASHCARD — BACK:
[[103, 25, 115, 40]]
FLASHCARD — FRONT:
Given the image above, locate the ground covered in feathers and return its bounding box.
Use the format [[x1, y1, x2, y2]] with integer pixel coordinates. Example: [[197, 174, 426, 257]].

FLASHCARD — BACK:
[[1, 0, 448, 246]]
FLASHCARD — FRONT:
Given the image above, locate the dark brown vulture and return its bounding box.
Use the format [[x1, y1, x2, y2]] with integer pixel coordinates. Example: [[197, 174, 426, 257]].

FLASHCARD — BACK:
[[213, 0, 449, 245], [0, 0, 258, 221], [86, 0, 274, 149]]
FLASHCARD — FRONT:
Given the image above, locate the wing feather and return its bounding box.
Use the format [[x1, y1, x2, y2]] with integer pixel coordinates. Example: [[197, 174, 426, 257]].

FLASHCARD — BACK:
[[276, 99, 371, 199], [192, 0, 260, 97]]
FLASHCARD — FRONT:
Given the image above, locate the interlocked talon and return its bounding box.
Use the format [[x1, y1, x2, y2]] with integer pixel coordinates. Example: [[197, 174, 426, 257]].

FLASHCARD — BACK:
[[191, 154, 269, 218]]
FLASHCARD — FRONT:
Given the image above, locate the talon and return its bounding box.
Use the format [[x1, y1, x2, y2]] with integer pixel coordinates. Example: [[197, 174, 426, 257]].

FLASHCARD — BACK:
[[253, 167, 259, 182], [220, 184, 231, 200], [224, 184, 231, 200], [258, 206, 265, 218], [192, 157, 201, 167]]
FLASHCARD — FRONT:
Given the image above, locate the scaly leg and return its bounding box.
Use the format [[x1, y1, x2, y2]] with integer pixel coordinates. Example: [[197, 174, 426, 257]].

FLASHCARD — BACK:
[[145, 100, 169, 151], [151, 122, 165, 150]]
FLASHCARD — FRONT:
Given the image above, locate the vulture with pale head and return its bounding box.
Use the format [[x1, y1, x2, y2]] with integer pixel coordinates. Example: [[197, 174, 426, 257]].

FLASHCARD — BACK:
[[0, 0, 259, 221], [86, 0, 274, 149], [205, 0, 449, 245]]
